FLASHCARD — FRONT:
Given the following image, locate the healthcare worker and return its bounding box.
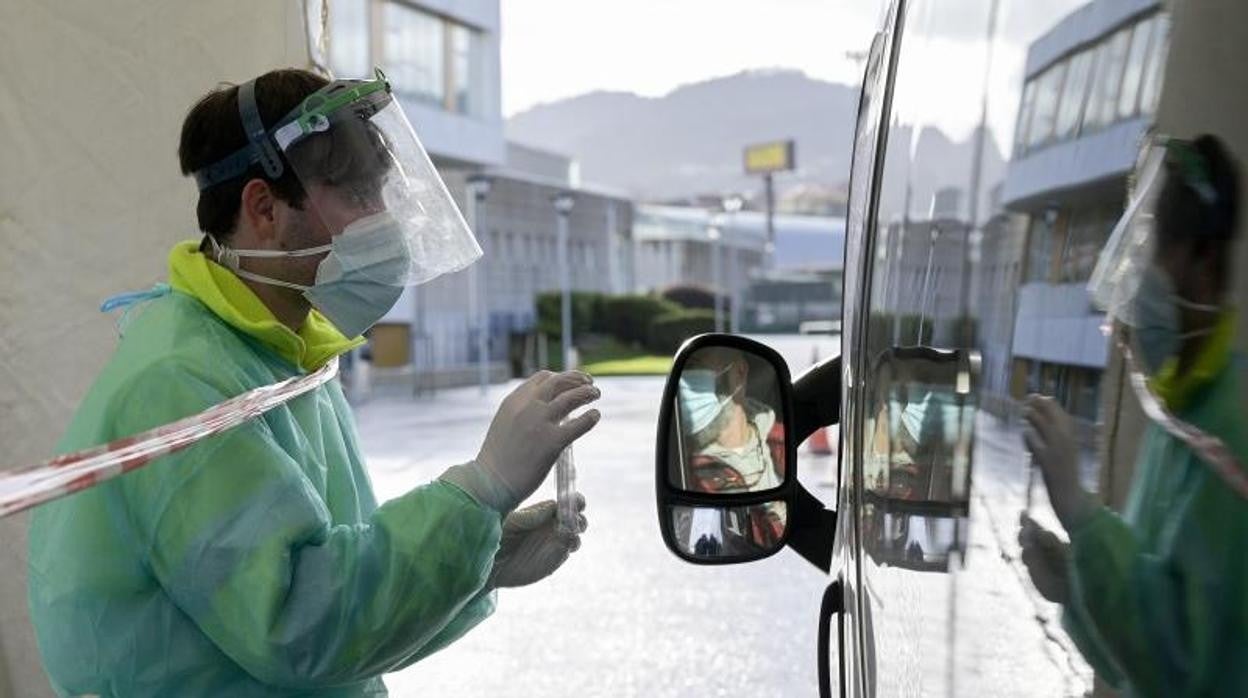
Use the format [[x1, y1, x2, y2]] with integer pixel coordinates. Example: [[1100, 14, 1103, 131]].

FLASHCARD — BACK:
[[1019, 134, 1245, 696], [28, 68, 601, 697]]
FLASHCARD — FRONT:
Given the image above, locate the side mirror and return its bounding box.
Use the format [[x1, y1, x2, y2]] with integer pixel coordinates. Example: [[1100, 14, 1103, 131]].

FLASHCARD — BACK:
[[655, 334, 840, 569], [860, 347, 981, 572]]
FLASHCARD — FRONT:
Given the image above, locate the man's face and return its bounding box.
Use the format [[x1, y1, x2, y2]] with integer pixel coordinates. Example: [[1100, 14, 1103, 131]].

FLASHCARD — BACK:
[[271, 181, 387, 287]]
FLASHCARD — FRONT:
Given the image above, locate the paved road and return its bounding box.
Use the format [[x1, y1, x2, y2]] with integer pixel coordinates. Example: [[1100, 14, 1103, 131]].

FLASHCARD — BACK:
[[353, 335, 1093, 696]]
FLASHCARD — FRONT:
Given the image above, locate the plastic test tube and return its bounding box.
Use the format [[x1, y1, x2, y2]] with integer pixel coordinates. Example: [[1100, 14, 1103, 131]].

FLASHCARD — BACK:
[[556, 444, 578, 534]]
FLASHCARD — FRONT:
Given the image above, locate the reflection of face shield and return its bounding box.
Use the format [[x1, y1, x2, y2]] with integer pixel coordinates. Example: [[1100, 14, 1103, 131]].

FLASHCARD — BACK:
[[1089, 139, 1224, 373], [1087, 143, 1167, 328]]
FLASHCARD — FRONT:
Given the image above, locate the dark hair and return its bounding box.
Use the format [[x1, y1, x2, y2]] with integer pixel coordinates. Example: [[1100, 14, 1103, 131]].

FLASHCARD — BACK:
[[178, 69, 330, 240], [1157, 135, 1240, 244], [1155, 134, 1240, 290]]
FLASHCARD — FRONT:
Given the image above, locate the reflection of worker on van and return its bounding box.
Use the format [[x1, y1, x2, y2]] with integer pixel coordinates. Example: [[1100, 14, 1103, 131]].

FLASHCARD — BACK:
[[677, 348, 786, 494], [1021, 135, 1247, 696]]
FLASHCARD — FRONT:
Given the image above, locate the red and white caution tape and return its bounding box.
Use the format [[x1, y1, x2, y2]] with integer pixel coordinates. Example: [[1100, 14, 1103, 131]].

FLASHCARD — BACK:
[[0, 359, 339, 518]]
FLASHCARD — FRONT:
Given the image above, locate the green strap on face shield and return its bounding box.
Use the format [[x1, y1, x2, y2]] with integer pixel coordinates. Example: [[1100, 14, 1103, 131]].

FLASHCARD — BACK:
[[272, 68, 391, 151]]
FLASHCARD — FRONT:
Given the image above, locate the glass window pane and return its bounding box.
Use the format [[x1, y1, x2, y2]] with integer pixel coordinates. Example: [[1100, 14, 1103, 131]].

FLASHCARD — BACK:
[[383, 2, 444, 106], [329, 0, 370, 79], [1055, 51, 1095, 140], [1027, 62, 1066, 149], [1014, 80, 1037, 155], [1085, 27, 1131, 129], [1139, 13, 1171, 115], [1118, 16, 1156, 119], [1025, 215, 1054, 283]]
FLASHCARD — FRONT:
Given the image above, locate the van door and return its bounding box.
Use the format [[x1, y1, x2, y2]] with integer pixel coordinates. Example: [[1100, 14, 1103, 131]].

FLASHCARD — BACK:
[[838, 0, 1164, 694]]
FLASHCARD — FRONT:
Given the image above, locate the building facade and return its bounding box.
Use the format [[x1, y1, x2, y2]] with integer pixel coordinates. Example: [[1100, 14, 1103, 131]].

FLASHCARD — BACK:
[[329, 1, 633, 387], [1002, 0, 1168, 422]]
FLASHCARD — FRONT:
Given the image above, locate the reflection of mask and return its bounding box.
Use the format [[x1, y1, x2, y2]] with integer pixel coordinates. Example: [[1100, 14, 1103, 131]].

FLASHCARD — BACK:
[[1132, 264, 1219, 375], [212, 211, 412, 338], [678, 368, 737, 434]]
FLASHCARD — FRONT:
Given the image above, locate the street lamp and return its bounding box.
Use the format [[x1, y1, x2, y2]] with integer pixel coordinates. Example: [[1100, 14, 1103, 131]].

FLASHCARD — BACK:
[[552, 191, 576, 370], [721, 195, 744, 333], [465, 174, 492, 395], [708, 216, 724, 334]]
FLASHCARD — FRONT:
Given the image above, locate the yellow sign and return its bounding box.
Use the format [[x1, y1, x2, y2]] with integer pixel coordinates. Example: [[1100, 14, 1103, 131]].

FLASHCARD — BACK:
[[744, 140, 796, 174]]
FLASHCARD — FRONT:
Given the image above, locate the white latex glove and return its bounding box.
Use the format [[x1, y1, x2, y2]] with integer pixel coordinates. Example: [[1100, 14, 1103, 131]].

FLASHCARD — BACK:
[[442, 371, 601, 514], [1022, 395, 1095, 531], [1018, 512, 1070, 605], [488, 495, 588, 589]]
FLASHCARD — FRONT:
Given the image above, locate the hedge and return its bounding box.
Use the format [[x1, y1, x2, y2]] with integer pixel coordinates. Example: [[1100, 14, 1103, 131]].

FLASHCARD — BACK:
[[646, 309, 717, 354]]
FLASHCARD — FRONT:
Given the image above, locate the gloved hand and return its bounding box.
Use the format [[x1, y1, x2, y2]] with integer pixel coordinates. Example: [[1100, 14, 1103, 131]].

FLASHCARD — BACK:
[[442, 370, 601, 514], [1022, 395, 1095, 531], [1018, 512, 1070, 605], [488, 495, 588, 589]]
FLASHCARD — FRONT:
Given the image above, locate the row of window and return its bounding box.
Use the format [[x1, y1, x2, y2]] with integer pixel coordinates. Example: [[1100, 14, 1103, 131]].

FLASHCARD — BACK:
[[1014, 11, 1168, 157], [329, 0, 485, 117]]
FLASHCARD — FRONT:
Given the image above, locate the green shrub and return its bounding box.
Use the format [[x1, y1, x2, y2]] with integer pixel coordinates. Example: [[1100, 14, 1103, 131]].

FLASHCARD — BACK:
[[536, 291, 602, 338], [601, 295, 682, 346], [646, 310, 716, 354]]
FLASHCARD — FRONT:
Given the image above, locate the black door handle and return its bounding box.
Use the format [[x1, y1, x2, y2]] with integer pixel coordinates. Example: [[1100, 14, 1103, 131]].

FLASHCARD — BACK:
[[818, 578, 845, 698]]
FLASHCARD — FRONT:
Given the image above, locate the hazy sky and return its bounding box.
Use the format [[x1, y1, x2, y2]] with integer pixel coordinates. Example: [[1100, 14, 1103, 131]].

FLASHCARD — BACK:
[[500, 0, 1089, 144]]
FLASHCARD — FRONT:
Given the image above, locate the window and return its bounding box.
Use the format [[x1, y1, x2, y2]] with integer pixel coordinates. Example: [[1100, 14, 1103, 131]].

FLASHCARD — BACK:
[[1084, 26, 1132, 130], [1026, 61, 1067, 150], [383, 2, 444, 106], [1013, 80, 1037, 155], [450, 24, 482, 116], [1055, 50, 1095, 140], [1139, 13, 1170, 115], [329, 0, 371, 79], [1059, 205, 1117, 282], [1118, 16, 1157, 119], [1024, 214, 1055, 283]]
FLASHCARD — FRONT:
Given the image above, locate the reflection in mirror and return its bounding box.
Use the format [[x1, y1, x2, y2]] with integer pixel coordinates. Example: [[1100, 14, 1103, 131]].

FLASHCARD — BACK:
[[668, 346, 787, 493], [669, 502, 788, 560], [862, 350, 978, 572]]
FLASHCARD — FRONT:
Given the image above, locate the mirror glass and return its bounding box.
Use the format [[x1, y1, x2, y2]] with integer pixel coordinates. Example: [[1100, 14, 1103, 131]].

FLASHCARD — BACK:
[[668, 502, 788, 560], [862, 350, 978, 572], [667, 346, 787, 493]]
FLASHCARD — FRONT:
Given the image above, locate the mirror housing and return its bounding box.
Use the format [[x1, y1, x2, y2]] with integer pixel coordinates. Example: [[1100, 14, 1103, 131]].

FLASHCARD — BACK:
[[656, 334, 840, 570]]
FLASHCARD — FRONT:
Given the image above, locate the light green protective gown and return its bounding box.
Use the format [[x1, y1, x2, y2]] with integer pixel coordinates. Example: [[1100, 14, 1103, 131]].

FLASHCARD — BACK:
[[1062, 315, 1248, 697], [28, 242, 502, 697]]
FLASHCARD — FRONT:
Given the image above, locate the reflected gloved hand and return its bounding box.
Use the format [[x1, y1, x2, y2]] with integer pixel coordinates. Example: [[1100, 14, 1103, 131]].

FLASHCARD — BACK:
[[1018, 512, 1070, 605], [1022, 395, 1095, 531], [489, 495, 588, 589], [442, 370, 601, 514]]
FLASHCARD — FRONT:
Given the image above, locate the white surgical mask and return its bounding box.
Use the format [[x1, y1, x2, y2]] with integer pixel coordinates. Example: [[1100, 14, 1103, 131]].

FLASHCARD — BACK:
[[1130, 264, 1220, 375], [210, 210, 411, 338]]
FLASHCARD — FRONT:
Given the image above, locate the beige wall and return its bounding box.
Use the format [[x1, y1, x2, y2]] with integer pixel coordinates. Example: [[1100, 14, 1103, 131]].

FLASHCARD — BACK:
[[1100, 0, 1248, 511], [0, 2, 316, 694]]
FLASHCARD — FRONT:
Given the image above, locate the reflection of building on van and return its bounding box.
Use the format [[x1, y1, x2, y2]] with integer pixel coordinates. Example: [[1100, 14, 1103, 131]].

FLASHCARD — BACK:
[[873, 204, 973, 352], [1001, 0, 1168, 429]]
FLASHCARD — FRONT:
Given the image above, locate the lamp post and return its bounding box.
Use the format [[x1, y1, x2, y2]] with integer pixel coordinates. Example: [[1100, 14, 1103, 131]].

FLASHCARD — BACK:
[[552, 192, 576, 370], [708, 217, 724, 334], [465, 174, 492, 395], [721, 195, 744, 333]]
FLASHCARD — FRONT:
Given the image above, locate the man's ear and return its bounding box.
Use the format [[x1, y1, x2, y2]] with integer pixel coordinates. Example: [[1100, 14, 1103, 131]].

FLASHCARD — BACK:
[[239, 178, 278, 243]]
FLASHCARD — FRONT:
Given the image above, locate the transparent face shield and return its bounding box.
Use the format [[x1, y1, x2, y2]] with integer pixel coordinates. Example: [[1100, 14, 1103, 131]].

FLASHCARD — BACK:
[[1087, 141, 1167, 327], [194, 69, 481, 290], [271, 70, 482, 286]]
